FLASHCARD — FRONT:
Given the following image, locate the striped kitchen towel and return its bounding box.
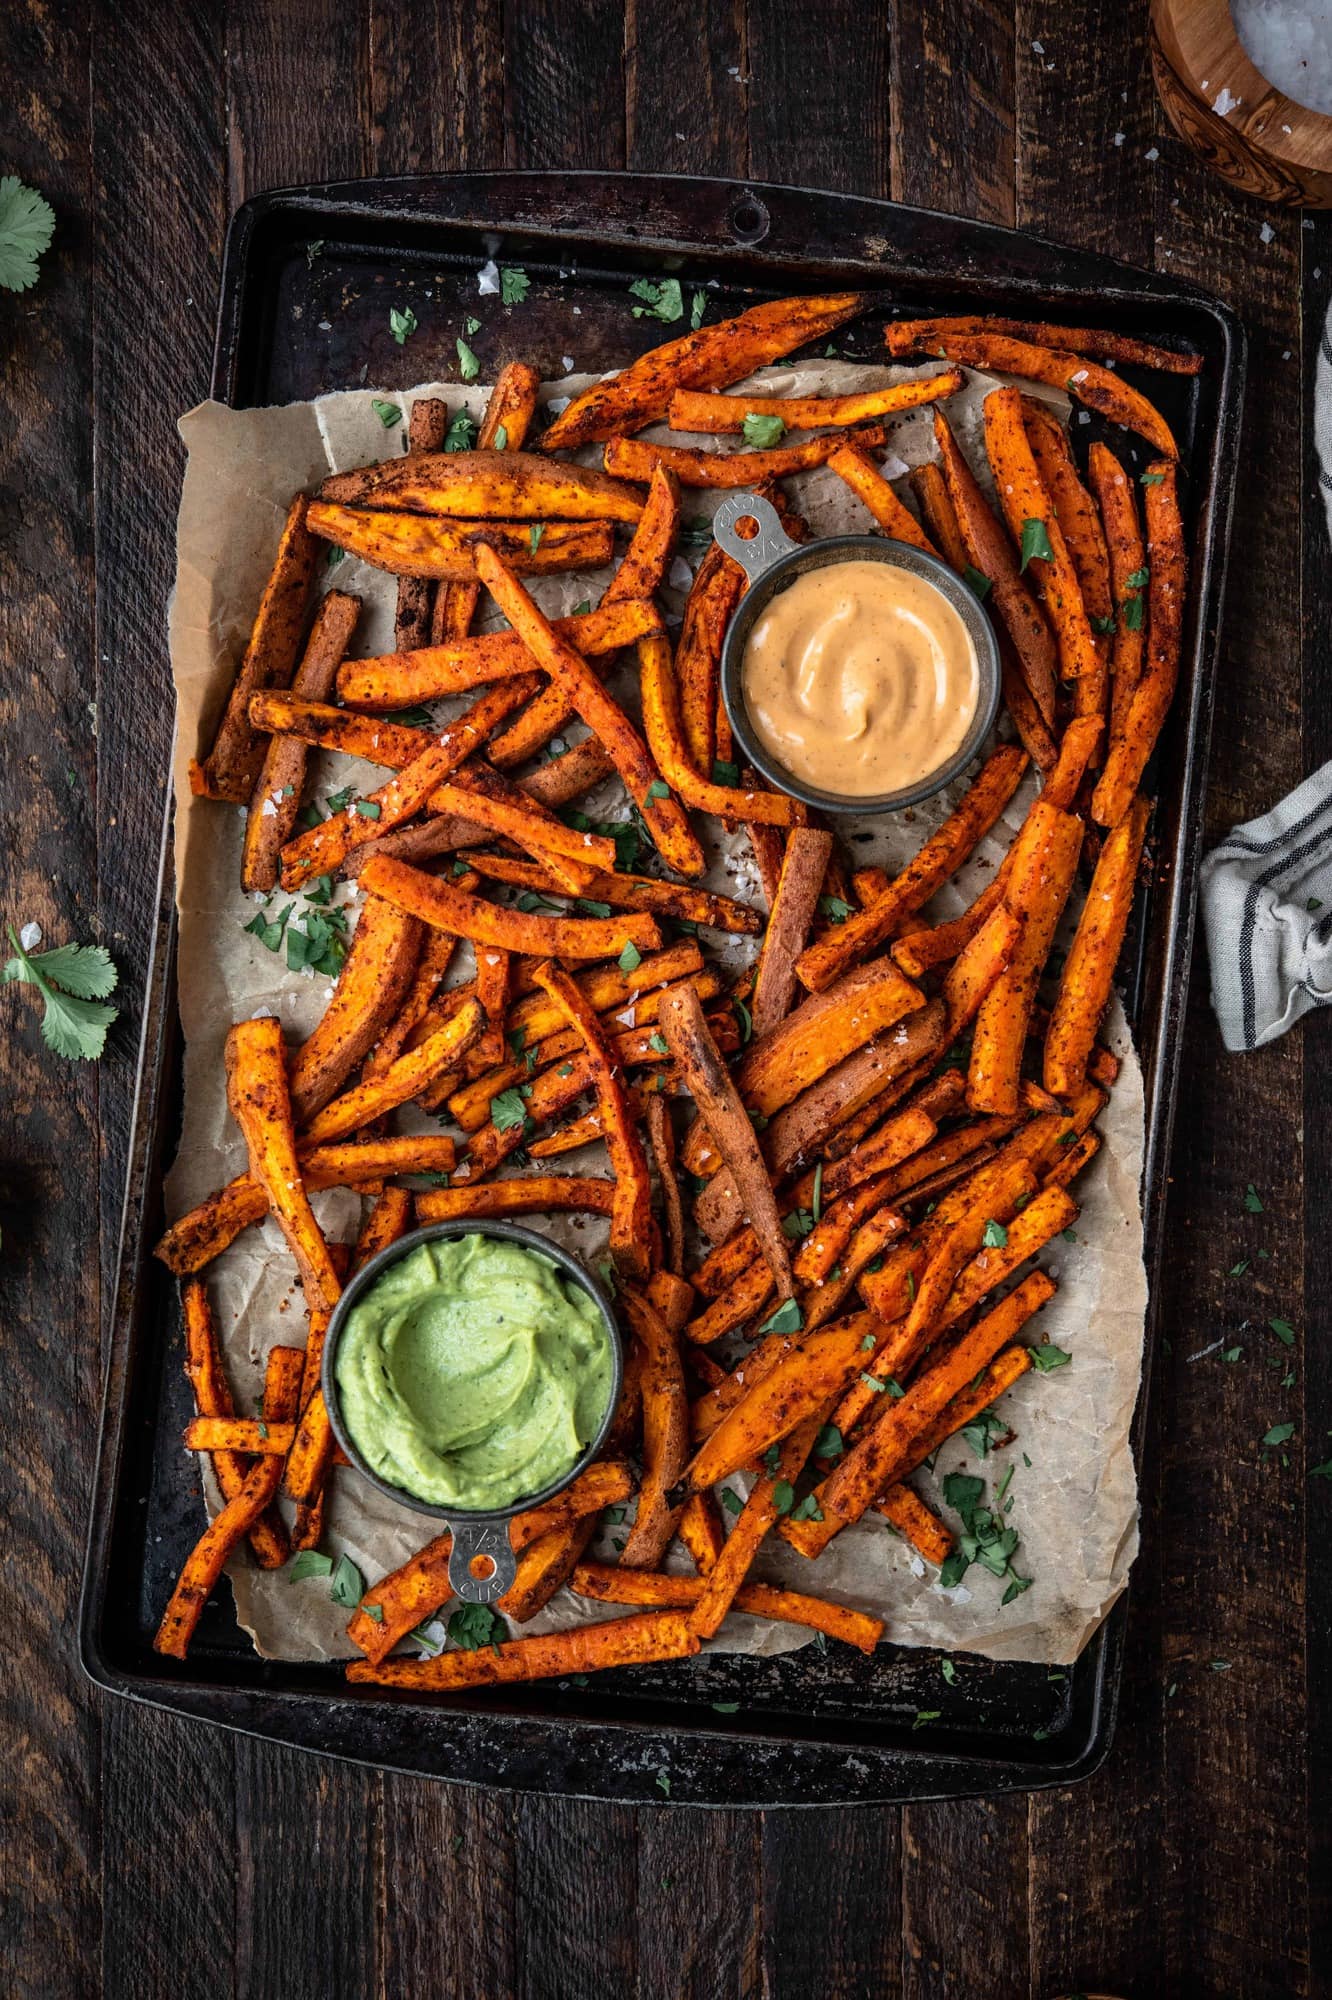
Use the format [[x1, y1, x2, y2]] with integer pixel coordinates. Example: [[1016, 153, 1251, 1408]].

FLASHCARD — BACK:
[[1199, 293, 1332, 1051]]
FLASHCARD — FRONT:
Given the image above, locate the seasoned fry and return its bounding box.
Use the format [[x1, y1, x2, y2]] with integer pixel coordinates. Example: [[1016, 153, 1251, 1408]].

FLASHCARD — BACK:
[[967, 801, 1083, 1115], [241, 590, 362, 893], [433, 364, 542, 642], [677, 1491, 724, 1573], [638, 633, 808, 828], [335, 598, 662, 708], [605, 421, 891, 489], [301, 1000, 485, 1145], [873, 1484, 955, 1566], [828, 443, 936, 552], [304, 501, 615, 580], [352, 1185, 414, 1271], [1045, 793, 1150, 1095], [1023, 398, 1113, 737], [677, 538, 747, 775], [690, 1418, 820, 1638], [226, 1018, 342, 1313], [154, 1345, 304, 1658], [618, 1287, 689, 1566], [1086, 443, 1148, 734], [667, 371, 964, 434], [685, 1313, 884, 1490], [472, 543, 706, 878], [942, 903, 1022, 1038], [571, 1564, 883, 1652], [347, 1609, 699, 1688], [184, 1418, 294, 1455], [1093, 462, 1184, 826], [538, 291, 868, 451], [463, 851, 761, 935], [364, 929, 461, 1082], [181, 1280, 288, 1568], [886, 314, 1202, 376], [751, 826, 834, 1038], [473, 941, 511, 1067], [424, 781, 618, 874], [415, 1176, 615, 1224], [736, 956, 925, 1117], [942, 1183, 1078, 1325], [395, 398, 450, 649], [910, 331, 1178, 456], [646, 1092, 686, 1274], [320, 447, 645, 522], [191, 496, 320, 803], [982, 387, 1100, 683], [360, 856, 661, 961]]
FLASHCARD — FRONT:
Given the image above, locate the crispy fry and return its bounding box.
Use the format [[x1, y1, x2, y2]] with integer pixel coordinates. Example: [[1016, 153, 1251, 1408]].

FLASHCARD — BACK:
[[1093, 462, 1185, 826], [473, 941, 511, 1067], [795, 745, 1028, 992], [347, 1608, 699, 1688], [463, 851, 761, 936], [914, 331, 1178, 456], [321, 447, 644, 521], [941, 1183, 1078, 1325], [982, 387, 1099, 683], [690, 1417, 820, 1639], [737, 955, 925, 1115], [638, 633, 808, 828], [416, 1175, 615, 1224], [191, 496, 320, 803], [352, 1185, 414, 1270], [246, 691, 501, 775], [472, 543, 706, 878], [533, 961, 654, 1276], [426, 781, 618, 875], [886, 314, 1202, 376], [304, 502, 615, 580], [361, 856, 661, 961], [364, 929, 461, 1082], [942, 903, 1022, 1038], [395, 399, 450, 649], [225, 1017, 342, 1313], [828, 443, 936, 552], [746, 820, 787, 905], [497, 1520, 601, 1622], [302, 999, 485, 1144], [667, 371, 964, 434], [181, 1280, 288, 1567], [1086, 442, 1148, 742], [873, 1484, 955, 1566], [646, 1092, 686, 1274], [751, 826, 834, 1038], [618, 1287, 689, 1567], [1023, 398, 1113, 738], [1045, 793, 1150, 1096], [154, 1345, 304, 1658], [910, 461, 970, 574], [891, 1344, 1033, 1473], [241, 590, 362, 893], [571, 1564, 883, 1652], [433, 364, 542, 641], [677, 538, 747, 775], [538, 291, 868, 451], [685, 1313, 885, 1490], [677, 1492, 725, 1573], [966, 801, 1082, 1115], [606, 421, 891, 489], [184, 1418, 294, 1455], [335, 598, 663, 708]]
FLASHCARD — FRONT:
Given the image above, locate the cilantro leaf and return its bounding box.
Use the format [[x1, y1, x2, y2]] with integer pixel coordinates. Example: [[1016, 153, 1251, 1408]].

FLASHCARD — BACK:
[[456, 337, 480, 382], [1262, 1421, 1295, 1448], [771, 1479, 795, 1516], [1028, 1343, 1071, 1372], [690, 290, 707, 329], [3, 926, 120, 1061], [963, 564, 992, 600], [490, 1088, 528, 1132], [499, 267, 530, 305], [982, 1218, 1008, 1249], [758, 1298, 803, 1337], [618, 940, 642, 974], [6, 938, 118, 999], [646, 778, 670, 801], [1269, 1317, 1297, 1347], [1244, 1183, 1265, 1214], [819, 895, 853, 923], [0, 177, 56, 293], [712, 758, 740, 787], [629, 276, 685, 323], [1019, 517, 1054, 570], [287, 1550, 333, 1582], [1122, 592, 1145, 632], [389, 305, 417, 346], [445, 410, 478, 452], [742, 412, 786, 449], [814, 1423, 843, 1459], [371, 398, 403, 429], [447, 1603, 506, 1652], [329, 1553, 365, 1607], [529, 522, 544, 554]]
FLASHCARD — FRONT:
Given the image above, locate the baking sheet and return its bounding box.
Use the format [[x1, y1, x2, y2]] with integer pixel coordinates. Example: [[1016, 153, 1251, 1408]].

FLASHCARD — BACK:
[[164, 360, 1146, 1667]]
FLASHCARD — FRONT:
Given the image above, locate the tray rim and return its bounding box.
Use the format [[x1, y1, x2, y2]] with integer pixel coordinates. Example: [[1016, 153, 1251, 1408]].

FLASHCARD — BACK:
[[80, 167, 1245, 1809]]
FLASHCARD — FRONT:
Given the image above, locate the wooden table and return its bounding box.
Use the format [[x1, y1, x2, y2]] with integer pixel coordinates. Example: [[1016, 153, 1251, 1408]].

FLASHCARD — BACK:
[[2, 3, 1327, 1994]]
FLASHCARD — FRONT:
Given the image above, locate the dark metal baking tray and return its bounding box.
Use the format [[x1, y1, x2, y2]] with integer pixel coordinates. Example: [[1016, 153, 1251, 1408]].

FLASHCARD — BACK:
[[80, 171, 1245, 1807]]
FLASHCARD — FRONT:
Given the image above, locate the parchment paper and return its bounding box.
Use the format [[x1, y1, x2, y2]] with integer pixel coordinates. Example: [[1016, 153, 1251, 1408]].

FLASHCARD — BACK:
[[164, 359, 1146, 1667]]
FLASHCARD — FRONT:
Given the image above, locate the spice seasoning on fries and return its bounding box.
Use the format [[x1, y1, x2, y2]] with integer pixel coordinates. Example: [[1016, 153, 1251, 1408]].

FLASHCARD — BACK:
[[161, 286, 1182, 1686]]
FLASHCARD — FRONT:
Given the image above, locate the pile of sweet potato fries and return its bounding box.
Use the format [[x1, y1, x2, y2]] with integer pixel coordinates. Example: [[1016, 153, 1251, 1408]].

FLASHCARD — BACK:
[[153, 288, 1187, 1688]]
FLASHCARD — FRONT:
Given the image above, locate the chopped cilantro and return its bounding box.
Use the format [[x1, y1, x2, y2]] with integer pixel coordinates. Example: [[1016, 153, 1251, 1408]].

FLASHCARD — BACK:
[[1019, 517, 1053, 569], [456, 337, 480, 382], [445, 410, 478, 452], [371, 397, 403, 429], [629, 277, 685, 323], [499, 267, 530, 305], [742, 412, 786, 449], [490, 1088, 528, 1132], [758, 1298, 803, 1337], [963, 564, 992, 600], [713, 758, 740, 787], [982, 1218, 1008, 1249], [329, 1553, 365, 1608], [447, 1603, 505, 1653], [1029, 1343, 1071, 1373], [389, 305, 417, 345], [1244, 1183, 1264, 1213]]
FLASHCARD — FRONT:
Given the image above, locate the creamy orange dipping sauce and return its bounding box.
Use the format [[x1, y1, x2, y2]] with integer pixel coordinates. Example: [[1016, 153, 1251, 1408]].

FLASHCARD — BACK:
[[741, 559, 979, 798]]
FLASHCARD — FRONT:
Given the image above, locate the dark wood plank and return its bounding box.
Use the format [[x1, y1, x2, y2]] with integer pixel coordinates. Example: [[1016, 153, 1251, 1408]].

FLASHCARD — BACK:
[[746, 0, 889, 198], [503, 0, 627, 172], [0, 8, 102, 1997], [761, 1809, 900, 2000], [625, 0, 747, 177], [378, 1775, 516, 1997], [901, 1797, 1028, 1999], [226, 0, 373, 194], [513, 1798, 639, 1999], [1151, 133, 1311, 1999], [890, 0, 1016, 224], [638, 1810, 762, 1999], [1013, 0, 1154, 258], [366, 0, 505, 175]]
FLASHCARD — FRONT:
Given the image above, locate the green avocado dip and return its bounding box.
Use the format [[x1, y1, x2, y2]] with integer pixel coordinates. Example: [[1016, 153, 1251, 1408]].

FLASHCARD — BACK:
[[334, 1233, 615, 1511]]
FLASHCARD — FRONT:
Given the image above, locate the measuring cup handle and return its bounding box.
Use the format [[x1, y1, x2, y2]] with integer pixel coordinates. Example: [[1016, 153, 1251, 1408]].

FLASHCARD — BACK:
[[445, 1518, 518, 1603], [711, 493, 802, 581]]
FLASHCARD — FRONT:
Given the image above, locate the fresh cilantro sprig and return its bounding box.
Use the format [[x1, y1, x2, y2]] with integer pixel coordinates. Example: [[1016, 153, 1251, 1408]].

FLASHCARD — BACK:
[[629, 277, 685, 324], [938, 1470, 1032, 1603], [0, 177, 56, 292], [3, 927, 119, 1061]]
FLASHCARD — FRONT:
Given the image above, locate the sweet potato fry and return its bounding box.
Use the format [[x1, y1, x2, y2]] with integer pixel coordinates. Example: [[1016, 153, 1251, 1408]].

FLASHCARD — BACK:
[[676, 537, 747, 775], [751, 826, 834, 1038], [983, 387, 1099, 683], [1023, 398, 1113, 736], [425, 781, 618, 875], [1093, 462, 1185, 826], [677, 1492, 725, 1573], [890, 1345, 1033, 1477], [618, 1286, 689, 1566], [487, 463, 682, 768], [346, 1460, 635, 1663], [1045, 793, 1150, 1096], [246, 691, 491, 775], [241, 590, 362, 893], [346, 1609, 699, 1689], [967, 801, 1083, 1115], [1086, 442, 1147, 736], [304, 501, 615, 580], [690, 1417, 821, 1639], [942, 903, 1022, 1038], [737, 955, 925, 1116], [795, 745, 1028, 992], [360, 857, 661, 961], [941, 1183, 1078, 1326], [638, 633, 808, 828], [827, 443, 936, 552], [181, 1280, 288, 1567], [1043, 1127, 1102, 1190], [533, 961, 654, 1277], [910, 461, 970, 575], [352, 1185, 413, 1270], [472, 543, 706, 878], [605, 421, 890, 489], [473, 941, 511, 1067], [783, 1270, 1055, 1557], [571, 1563, 883, 1652], [912, 331, 1178, 456], [154, 1344, 304, 1658], [416, 1175, 615, 1224], [885, 314, 1202, 376], [538, 291, 868, 451], [226, 1018, 342, 1314], [335, 598, 663, 708], [433, 365, 542, 642], [394, 399, 450, 649], [667, 371, 964, 434], [463, 852, 761, 936], [321, 447, 644, 522], [302, 999, 485, 1144], [933, 408, 1058, 729], [685, 1257, 777, 1345], [364, 929, 461, 1082], [873, 1484, 955, 1566], [190, 496, 320, 802], [659, 981, 793, 1298], [646, 1092, 686, 1274], [184, 1418, 294, 1455], [685, 1313, 884, 1490]]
